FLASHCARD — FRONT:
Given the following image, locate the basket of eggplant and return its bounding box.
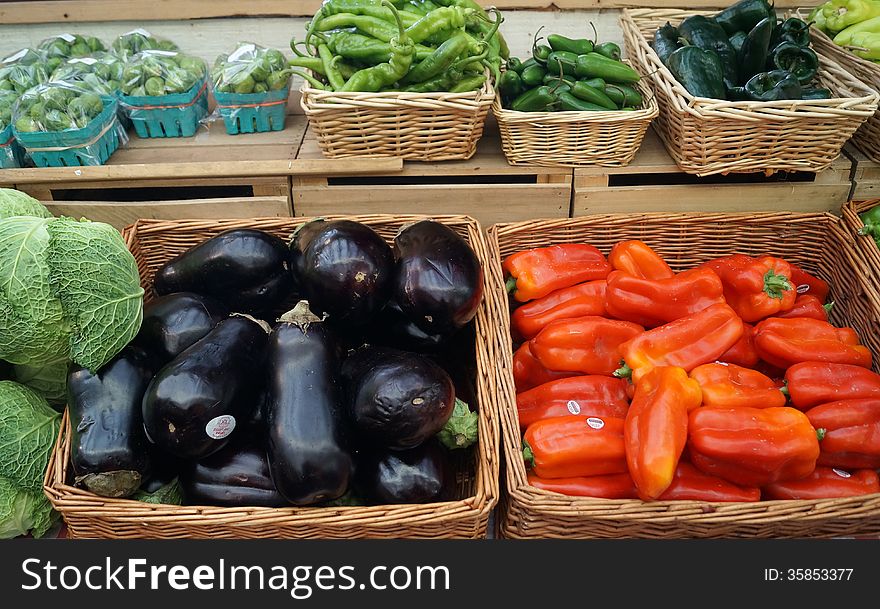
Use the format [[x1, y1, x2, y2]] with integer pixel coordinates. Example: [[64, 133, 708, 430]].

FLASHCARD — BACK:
[[45, 215, 503, 539]]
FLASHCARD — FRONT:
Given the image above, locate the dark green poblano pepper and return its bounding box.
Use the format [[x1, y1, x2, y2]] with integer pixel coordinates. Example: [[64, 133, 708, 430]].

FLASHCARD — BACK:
[[744, 70, 803, 101]]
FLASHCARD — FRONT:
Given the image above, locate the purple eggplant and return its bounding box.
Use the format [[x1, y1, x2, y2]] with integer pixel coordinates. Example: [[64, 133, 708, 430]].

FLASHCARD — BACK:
[[356, 440, 449, 504], [142, 315, 269, 460], [290, 220, 393, 327], [393, 220, 483, 335], [67, 345, 155, 498], [266, 301, 353, 505], [367, 299, 449, 351], [342, 345, 455, 450], [135, 292, 228, 365], [153, 229, 294, 314]]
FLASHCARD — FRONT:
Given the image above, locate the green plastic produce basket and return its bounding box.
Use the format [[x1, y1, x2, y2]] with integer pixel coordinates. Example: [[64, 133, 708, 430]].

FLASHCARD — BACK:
[[120, 78, 209, 138], [0, 125, 23, 168], [13, 98, 122, 167], [213, 85, 289, 135]]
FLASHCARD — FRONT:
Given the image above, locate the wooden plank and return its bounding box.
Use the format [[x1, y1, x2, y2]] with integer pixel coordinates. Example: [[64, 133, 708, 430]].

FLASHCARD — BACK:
[[0, 0, 817, 23], [43, 195, 291, 229]]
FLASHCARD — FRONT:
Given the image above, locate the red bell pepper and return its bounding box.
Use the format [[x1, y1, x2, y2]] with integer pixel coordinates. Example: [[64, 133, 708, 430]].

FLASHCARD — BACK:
[[531, 316, 644, 376], [625, 366, 702, 500], [785, 362, 880, 410], [512, 342, 575, 392], [523, 415, 628, 479], [618, 303, 744, 383], [716, 322, 759, 368], [806, 399, 880, 469], [753, 317, 872, 370], [511, 280, 607, 340], [773, 294, 831, 322], [690, 363, 786, 409], [788, 262, 830, 303], [702, 254, 796, 322], [608, 240, 674, 280], [604, 268, 725, 328], [527, 471, 638, 499], [657, 462, 761, 502], [516, 375, 630, 429], [504, 244, 612, 302], [688, 406, 820, 486], [762, 467, 880, 500]]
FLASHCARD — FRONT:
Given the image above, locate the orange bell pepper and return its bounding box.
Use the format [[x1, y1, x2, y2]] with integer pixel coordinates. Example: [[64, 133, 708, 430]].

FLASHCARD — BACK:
[[604, 268, 725, 328], [688, 406, 821, 486], [523, 415, 628, 479], [504, 244, 612, 302], [527, 471, 638, 499], [625, 366, 702, 500], [531, 316, 644, 376], [702, 254, 797, 322], [512, 342, 575, 392], [784, 362, 880, 410], [690, 363, 786, 409], [617, 303, 743, 383], [806, 399, 880, 469], [608, 240, 674, 280], [753, 317, 872, 370], [715, 322, 759, 368], [658, 462, 761, 502], [762, 467, 880, 500], [773, 294, 831, 322], [788, 262, 830, 303], [511, 280, 607, 340], [516, 375, 630, 429]]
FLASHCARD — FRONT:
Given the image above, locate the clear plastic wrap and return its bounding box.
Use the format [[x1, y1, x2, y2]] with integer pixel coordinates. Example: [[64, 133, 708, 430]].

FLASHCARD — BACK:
[[38, 33, 106, 72], [0, 91, 23, 168], [11, 81, 127, 167], [50, 52, 125, 96], [118, 50, 209, 138], [0, 49, 52, 94], [112, 29, 179, 61], [211, 43, 291, 134]]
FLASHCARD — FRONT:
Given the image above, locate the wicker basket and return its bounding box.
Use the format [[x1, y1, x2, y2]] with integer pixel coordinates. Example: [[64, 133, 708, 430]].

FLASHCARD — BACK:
[[488, 212, 880, 538], [843, 199, 880, 289], [809, 25, 880, 163], [621, 9, 879, 176], [493, 63, 659, 167], [299, 71, 494, 161], [44, 215, 502, 539]]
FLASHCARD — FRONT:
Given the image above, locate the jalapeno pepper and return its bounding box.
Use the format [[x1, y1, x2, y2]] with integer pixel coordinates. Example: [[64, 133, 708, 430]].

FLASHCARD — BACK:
[[604, 83, 643, 107], [547, 51, 579, 77], [569, 81, 617, 110], [594, 42, 621, 60], [533, 43, 553, 63], [548, 34, 594, 55], [510, 84, 557, 112], [520, 62, 547, 87], [770, 42, 819, 84], [498, 70, 524, 103], [558, 91, 610, 111], [575, 52, 640, 84]]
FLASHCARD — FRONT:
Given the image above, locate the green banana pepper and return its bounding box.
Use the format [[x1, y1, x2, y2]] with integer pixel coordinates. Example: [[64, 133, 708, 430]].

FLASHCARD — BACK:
[[809, 5, 831, 35], [450, 73, 485, 92], [340, 2, 414, 91], [715, 0, 773, 36], [547, 34, 594, 55], [846, 30, 880, 59], [770, 42, 819, 83], [824, 0, 880, 34], [744, 69, 803, 101], [833, 15, 880, 46], [569, 81, 617, 109], [666, 45, 726, 99], [679, 15, 740, 90], [575, 53, 640, 83], [653, 22, 681, 63], [739, 17, 775, 82]]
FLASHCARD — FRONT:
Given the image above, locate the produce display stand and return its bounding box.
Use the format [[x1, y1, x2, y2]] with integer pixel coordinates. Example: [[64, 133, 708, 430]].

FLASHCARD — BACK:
[[573, 129, 855, 215], [293, 121, 573, 228], [846, 145, 880, 201], [488, 212, 880, 539], [45, 215, 503, 540]]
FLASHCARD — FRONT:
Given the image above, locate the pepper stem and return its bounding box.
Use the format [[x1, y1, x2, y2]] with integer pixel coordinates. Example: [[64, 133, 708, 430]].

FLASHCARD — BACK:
[[522, 439, 535, 467], [780, 383, 789, 398], [613, 362, 632, 379], [383, 0, 406, 40], [763, 269, 794, 299], [289, 69, 327, 90], [816, 427, 827, 441], [505, 276, 518, 295], [823, 301, 835, 314]]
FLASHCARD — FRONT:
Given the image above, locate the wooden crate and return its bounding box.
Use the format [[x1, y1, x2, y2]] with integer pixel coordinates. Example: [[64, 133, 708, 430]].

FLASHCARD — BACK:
[[293, 122, 573, 227], [847, 144, 880, 201], [573, 129, 855, 215]]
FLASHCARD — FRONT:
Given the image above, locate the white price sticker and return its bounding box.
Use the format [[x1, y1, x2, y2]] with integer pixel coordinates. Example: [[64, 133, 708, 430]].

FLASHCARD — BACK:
[[566, 400, 581, 415], [586, 417, 605, 430], [205, 415, 236, 440]]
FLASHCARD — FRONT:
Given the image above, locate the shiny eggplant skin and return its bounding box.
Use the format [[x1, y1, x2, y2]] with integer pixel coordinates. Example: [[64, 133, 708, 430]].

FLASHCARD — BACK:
[[67, 346, 155, 498], [367, 300, 448, 352], [290, 220, 393, 327], [356, 441, 449, 504], [181, 439, 288, 507], [342, 346, 455, 450], [153, 229, 294, 314], [142, 316, 269, 460], [393, 220, 483, 335], [266, 303, 353, 505], [135, 292, 228, 365]]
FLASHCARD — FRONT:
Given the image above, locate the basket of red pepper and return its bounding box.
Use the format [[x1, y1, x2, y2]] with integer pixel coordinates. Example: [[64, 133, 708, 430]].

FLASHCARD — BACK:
[[620, 1, 878, 176], [489, 212, 880, 538]]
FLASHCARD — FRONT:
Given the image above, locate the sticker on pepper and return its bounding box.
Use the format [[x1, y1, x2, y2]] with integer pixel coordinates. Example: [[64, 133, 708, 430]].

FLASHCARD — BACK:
[[833, 468, 851, 479], [567, 400, 581, 415], [586, 417, 604, 430], [205, 415, 236, 440]]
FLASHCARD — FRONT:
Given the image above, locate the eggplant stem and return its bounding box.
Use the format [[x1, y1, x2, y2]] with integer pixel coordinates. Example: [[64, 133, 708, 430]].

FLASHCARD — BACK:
[[278, 300, 324, 325]]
